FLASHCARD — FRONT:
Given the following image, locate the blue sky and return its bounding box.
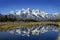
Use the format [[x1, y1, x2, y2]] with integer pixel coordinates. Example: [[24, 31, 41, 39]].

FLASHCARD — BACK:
[[0, 0, 60, 14]]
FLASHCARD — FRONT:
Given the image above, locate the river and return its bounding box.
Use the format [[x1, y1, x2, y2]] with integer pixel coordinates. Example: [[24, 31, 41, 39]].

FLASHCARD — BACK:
[[0, 25, 59, 40]]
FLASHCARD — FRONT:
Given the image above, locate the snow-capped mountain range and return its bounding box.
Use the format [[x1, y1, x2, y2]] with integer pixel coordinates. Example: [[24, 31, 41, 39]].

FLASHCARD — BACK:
[[9, 8, 60, 21]]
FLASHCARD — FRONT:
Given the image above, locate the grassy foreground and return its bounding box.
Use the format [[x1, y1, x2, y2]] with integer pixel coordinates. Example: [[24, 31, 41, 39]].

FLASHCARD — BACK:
[[0, 22, 60, 30]]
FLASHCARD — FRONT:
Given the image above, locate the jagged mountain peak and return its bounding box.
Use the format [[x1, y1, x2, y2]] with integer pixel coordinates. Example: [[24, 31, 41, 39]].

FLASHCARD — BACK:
[[9, 8, 48, 16], [8, 8, 60, 21], [16, 10, 22, 15]]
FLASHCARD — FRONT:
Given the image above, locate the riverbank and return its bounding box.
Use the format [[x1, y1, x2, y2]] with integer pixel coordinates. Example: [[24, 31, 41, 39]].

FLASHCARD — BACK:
[[0, 22, 60, 31], [57, 34, 60, 40]]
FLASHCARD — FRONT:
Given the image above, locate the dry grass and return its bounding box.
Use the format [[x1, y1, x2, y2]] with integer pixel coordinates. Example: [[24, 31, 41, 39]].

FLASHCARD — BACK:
[[57, 34, 60, 40], [0, 22, 60, 31]]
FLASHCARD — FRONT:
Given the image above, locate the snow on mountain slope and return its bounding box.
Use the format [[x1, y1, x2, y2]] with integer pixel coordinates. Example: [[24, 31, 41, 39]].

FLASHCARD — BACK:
[[9, 8, 59, 20], [16, 10, 22, 15], [54, 12, 60, 19], [9, 11, 15, 15]]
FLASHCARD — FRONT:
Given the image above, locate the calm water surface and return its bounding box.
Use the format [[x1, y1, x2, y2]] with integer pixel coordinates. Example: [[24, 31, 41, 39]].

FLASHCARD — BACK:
[[0, 25, 59, 40]]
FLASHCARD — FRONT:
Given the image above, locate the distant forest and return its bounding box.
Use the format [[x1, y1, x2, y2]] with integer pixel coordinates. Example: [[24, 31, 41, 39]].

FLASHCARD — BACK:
[[0, 14, 60, 22]]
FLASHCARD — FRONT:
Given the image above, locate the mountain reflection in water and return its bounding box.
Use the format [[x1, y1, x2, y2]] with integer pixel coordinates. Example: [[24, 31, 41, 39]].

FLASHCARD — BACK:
[[0, 25, 59, 40]]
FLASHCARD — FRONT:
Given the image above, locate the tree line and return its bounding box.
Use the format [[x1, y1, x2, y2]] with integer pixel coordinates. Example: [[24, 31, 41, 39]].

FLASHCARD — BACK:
[[0, 14, 38, 22]]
